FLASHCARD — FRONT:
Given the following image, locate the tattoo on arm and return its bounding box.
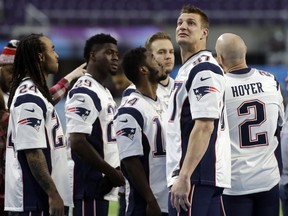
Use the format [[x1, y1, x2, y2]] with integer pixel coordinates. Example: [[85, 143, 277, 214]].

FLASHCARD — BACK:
[[25, 149, 57, 195]]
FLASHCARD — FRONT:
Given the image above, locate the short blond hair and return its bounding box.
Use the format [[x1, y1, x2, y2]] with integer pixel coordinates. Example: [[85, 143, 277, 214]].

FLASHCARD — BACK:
[[144, 32, 172, 51]]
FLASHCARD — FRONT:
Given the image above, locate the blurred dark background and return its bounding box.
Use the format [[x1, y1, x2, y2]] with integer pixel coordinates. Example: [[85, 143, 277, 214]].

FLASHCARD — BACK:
[[0, 0, 288, 101]]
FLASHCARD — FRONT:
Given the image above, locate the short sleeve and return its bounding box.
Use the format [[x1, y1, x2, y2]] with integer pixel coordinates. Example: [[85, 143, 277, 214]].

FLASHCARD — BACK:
[[13, 98, 47, 150], [188, 63, 224, 120], [114, 108, 143, 160], [65, 91, 99, 135]]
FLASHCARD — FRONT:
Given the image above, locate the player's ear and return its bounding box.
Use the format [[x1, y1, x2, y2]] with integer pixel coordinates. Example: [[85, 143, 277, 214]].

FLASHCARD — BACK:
[[38, 53, 45, 63], [219, 54, 225, 65], [89, 51, 96, 61], [200, 28, 208, 40], [139, 66, 148, 74]]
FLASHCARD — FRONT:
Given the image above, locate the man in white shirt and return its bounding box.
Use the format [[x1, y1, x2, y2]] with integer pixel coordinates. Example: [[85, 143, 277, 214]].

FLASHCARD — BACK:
[[215, 33, 284, 216], [114, 47, 168, 215], [166, 5, 231, 216]]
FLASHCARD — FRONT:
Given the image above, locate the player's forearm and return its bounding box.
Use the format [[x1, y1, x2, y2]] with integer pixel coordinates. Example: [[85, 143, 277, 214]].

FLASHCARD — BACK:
[[49, 78, 69, 104], [25, 149, 60, 197], [70, 133, 116, 175], [49, 62, 86, 103], [123, 156, 156, 204], [179, 119, 214, 179]]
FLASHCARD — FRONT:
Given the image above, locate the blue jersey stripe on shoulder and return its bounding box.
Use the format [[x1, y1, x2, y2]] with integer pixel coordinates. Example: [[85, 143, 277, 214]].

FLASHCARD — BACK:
[[69, 87, 102, 112], [117, 107, 144, 128], [14, 94, 47, 119], [186, 62, 223, 91], [122, 88, 136, 98]]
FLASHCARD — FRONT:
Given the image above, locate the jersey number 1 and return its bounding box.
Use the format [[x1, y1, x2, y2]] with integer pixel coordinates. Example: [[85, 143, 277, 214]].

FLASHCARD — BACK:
[[152, 117, 166, 157]]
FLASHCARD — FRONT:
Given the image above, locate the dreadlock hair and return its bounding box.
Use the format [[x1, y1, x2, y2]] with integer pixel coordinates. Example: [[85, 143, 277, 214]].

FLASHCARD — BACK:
[[8, 33, 53, 109], [122, 47, 147, 86], [83, 33, 117, 62]]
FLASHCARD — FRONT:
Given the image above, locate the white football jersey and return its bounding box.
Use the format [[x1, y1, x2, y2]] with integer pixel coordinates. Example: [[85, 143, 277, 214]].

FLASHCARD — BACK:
[[223, 68, 284, 195], [280, 105, 288, 186], [65, 73, 119, 199], [114, 91, 168, 213], [5, 78, 73, 212], [166, 50, 231, 189], [121, 77, 174, 108], [157, 77, 174, 109], [121, 84, 135, 104]]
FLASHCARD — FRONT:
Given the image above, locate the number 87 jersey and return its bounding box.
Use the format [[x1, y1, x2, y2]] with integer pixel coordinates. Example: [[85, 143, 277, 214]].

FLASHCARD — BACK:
[[166, 51, 231, 189]]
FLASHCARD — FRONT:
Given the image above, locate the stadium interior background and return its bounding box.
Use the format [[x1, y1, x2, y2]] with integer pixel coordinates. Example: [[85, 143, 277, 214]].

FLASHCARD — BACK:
[[0, 0, 288, 126]]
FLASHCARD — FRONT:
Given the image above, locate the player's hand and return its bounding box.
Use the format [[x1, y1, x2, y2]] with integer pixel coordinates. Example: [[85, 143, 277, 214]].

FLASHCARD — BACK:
[[48, 191, 64, 216], [146, 198, 162, 216], [64, 62, 86, 82], [170, 176, 191, 212], [107, 168, 125, 187], [98, 175, 114, 196]]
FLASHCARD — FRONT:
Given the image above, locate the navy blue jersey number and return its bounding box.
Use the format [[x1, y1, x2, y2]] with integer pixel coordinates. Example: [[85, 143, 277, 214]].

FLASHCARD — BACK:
[[238, 100, 268, 147], [51, 110, 64, 148], [107, 104, 116, 143], [169, 82, 183, 122], [152, 117, 166, 157]]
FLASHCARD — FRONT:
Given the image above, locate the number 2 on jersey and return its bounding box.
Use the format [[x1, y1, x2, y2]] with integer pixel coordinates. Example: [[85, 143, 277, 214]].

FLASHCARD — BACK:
[[238, 99, 267, 147], [51, 110, 64, 148], [107, 104, 116, 143]]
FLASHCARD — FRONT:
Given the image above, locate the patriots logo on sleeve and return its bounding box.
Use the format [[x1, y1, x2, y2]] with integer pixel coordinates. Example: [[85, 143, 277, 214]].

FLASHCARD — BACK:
[[18, 118, 42, 131], [193, 86, 220, 101], [67, 107, 91, 121], [116, 128, 136, 140]]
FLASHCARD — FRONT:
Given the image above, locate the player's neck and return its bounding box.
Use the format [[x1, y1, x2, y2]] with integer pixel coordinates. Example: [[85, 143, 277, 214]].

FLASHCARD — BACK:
[[87, 69, 108, 85], [180, 43, 206, 63], [226, 62, 248, 73], [136, 82, 158, 100], [86, 63, 108, 85], [93, 73, 107, 85]]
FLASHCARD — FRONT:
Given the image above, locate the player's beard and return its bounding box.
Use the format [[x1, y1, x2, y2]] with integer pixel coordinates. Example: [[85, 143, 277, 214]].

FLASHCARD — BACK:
[[147, 65, 167, 83], [157, 73, 168, 82], [164, 68, 173, 77], [157, 66, 168, 82]]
